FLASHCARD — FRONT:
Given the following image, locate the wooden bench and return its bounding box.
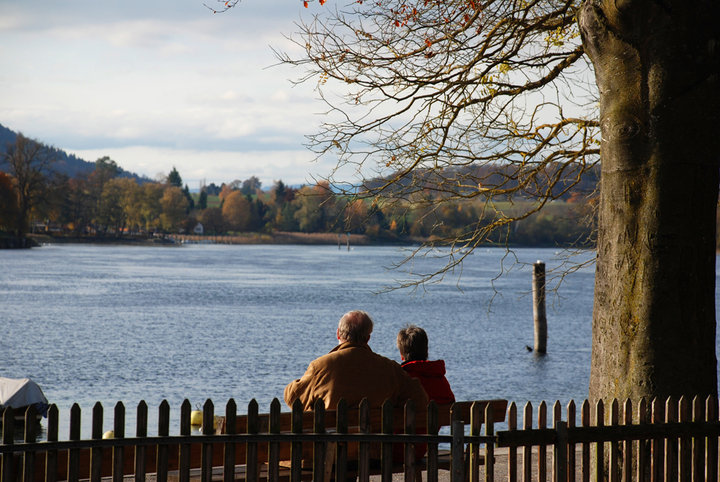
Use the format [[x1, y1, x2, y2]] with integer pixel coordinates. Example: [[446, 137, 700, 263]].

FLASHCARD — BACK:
[[212, 398, 508, 481], [19, 399, 507, 482]]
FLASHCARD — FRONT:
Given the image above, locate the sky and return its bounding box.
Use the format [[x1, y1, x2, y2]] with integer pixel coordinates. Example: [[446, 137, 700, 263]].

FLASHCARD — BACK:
[[0, 0, 337, 190]]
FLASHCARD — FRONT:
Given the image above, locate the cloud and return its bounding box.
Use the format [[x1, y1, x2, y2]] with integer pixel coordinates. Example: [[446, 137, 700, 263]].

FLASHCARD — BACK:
[[0, 0, 344, 191], [67, 145, 333, 189], [221, 91, 240, 101]]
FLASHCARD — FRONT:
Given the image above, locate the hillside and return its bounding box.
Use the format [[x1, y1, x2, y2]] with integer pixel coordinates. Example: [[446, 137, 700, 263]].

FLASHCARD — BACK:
[[0, 123, 148, 181]]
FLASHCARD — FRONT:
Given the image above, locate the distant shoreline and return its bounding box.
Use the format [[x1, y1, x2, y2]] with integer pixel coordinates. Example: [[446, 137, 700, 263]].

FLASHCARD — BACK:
[[25, 231, 411, 247], [171, 232, 376, 246], [9, 232, 599, 249], [0, 234, 37, 249]]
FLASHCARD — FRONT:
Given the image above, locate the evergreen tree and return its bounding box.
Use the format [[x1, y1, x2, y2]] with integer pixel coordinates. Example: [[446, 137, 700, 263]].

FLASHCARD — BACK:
[[167, 167, 183, 188], [198, 189, 208, 210], [182, 184, 195, 211]]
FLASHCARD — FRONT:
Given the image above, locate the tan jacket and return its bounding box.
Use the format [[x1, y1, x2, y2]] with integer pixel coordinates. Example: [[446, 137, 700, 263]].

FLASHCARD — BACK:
[[284, 341, 429, 410]]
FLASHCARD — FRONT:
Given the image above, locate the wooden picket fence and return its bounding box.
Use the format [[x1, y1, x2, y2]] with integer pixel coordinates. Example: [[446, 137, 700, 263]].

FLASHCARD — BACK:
[[499, 395, 720, 481], [2, 395, 720, 482]]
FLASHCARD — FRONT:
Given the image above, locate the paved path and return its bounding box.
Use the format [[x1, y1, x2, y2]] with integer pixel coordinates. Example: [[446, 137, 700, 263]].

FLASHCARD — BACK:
[[372, 447, 586, 481]]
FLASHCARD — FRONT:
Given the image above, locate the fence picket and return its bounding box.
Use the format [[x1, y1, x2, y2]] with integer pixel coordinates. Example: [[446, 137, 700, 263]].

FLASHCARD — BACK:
[[68, 403, 81, 482], [403, 399, 417, 482], [636, 399, 647, 481], [650, 397, 664, 482], [609, 399, 619, 482], [179, 399, 191, 482], [581, 400, 590, 482], [381, 400, 394, 482], [692, 396, 705, 482], [22, 405, 38, 482], [468, 402, 480, 482], [450, 402, 464, 482], [224, 399, 237, 482], [290, 400, 303, 482], [508, 402, 517, 482], [267, 399, 280, 482], [554, 421, 568, 482], [89, 403, 103, 482], [135, 401, 148, 482], [1, 408, 15, 482], [113, 402, 125, 482], [567, 400, 577, 482], [593, 399, 604, 482], [706, 395, 718, 482], [467, 402, 482, 482], [622, 399, 632, 482], [156, 400, 170, 482], [679, 396, 691, 482], [484, 401, 495, 482], [522, 402, 532, 482], [46, 404, 59, 482], [538, 401, 547, 482], [358, 399, 370, 482], [552, 401, 561, 482], [450, 420, 464, 482], [335, 399, 348, 482], [312, 400, 326, 482], [245, 399, 258, 482], [665, 397, 678, 481]]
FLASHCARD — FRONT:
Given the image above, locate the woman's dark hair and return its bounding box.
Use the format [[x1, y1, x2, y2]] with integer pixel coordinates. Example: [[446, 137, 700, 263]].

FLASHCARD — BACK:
[[396, 324, 428, 362]]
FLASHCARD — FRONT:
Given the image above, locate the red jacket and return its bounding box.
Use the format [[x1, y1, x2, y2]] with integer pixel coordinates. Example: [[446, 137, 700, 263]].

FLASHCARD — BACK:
[[401, 359, 455, 404], [395, 359, 455, 462]]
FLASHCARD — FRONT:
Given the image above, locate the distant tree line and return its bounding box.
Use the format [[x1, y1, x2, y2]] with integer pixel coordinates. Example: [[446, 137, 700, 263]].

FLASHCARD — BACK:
[[0, 133, 605, 247]]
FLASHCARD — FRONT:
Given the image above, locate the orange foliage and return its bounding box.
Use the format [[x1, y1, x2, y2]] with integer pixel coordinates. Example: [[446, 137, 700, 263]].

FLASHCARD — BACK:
[[566, 192, 584, 204], [218, 184, 236, 201]]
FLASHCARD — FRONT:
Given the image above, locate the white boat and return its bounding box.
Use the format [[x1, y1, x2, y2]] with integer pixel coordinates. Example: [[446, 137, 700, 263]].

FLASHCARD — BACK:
[[0, 377, 49, 423]]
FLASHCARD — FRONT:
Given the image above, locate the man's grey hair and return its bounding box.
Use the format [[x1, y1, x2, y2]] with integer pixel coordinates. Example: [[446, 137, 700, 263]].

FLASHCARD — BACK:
[[337, 310, 374, 343]]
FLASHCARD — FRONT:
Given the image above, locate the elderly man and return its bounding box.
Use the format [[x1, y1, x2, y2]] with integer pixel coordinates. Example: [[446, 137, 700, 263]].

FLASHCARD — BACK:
[[284, 310, 428, 410]]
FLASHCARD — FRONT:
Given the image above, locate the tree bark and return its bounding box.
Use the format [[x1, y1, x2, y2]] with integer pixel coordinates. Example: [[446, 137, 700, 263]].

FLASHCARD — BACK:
[[579, 0, 720, 404]]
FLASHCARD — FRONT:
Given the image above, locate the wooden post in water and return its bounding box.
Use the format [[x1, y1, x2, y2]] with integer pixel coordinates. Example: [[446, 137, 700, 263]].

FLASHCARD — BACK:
[[532, 260, 547, 353]]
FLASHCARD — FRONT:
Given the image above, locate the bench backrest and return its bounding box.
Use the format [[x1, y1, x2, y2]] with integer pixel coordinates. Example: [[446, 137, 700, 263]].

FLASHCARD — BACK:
[[223, 399, 508, 434]]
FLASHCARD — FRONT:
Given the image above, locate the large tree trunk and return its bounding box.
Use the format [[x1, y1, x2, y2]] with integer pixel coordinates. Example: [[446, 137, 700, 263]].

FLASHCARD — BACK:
[[579, 0, 720, 404]]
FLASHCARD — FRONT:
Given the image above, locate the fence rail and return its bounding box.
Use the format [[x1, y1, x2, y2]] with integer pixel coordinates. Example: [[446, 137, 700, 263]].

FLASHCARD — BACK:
[[2, 395, 719, 482]]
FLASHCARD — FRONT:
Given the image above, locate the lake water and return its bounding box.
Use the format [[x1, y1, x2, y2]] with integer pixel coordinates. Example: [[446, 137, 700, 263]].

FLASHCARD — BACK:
[[0, 243, 716, 438]]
